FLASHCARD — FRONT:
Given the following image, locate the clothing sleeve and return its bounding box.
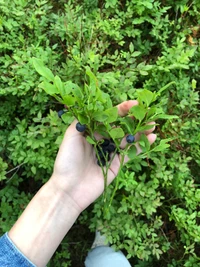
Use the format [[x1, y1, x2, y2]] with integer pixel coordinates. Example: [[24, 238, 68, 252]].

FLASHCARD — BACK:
[[0, 232, 36, 267]]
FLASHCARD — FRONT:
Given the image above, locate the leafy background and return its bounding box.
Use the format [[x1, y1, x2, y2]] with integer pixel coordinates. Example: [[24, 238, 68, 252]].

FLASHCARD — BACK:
[[0, 0, 199, 266]]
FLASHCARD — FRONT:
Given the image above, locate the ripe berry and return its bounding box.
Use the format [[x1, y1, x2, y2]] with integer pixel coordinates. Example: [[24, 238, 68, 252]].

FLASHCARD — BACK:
[[97, 149, 104, 159], [106, 144, 116, 153], [76, 122, 86, 132], [126, 134, 135, 143], [97, 158, 106, 167], [97, 146, 108, 158], [58, 110, 65, 118], [101, 139, 110, 147]]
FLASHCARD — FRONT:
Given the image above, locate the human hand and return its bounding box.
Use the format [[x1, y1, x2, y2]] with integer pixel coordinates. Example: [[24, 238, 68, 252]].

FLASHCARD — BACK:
[[50, 100, 157, 213]]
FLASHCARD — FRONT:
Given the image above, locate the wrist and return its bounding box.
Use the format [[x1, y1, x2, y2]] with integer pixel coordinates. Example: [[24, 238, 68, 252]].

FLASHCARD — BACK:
[[48, 174, 84, 214], [46, 178, 82, 216]]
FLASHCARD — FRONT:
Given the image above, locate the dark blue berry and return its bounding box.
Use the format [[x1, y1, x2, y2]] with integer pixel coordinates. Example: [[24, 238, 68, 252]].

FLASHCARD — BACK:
[[101, 139, 110, 147], [126, 134, 135, 143], [58, 110, 65, 118], [97, 150, 105, 159], [97, 158, 106, 167], [106, 144, 116, 153], [97, 147, 108, 158], [76, 122, 86, 132]]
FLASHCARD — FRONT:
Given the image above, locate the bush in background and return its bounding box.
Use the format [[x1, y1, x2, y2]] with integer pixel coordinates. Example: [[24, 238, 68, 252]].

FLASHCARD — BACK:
[[0, 0, 199, 266]]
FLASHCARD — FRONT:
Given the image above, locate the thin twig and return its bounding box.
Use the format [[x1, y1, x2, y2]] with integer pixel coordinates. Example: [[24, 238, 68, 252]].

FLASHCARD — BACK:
[[6, 163, 25, 175], [6, 163, 25, 184]]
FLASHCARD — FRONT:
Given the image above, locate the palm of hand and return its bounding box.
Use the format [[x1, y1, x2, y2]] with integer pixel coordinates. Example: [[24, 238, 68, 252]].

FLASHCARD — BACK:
[[52, 125, 120, 211]]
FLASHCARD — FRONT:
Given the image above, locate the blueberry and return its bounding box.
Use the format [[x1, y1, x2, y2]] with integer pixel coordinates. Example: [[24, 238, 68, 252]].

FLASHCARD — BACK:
[[106, 144, 116, 153], [76, 122, 86, 132], [97, 150, 105, 159], [126, 134, 135, 143], [58, 110, 65, 118], [101, 139, 110, 147], [97, 158, 106, 167], [97, 147, 108, 158]]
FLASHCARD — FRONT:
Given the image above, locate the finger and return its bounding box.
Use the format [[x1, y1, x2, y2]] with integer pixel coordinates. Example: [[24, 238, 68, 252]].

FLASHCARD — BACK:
[[123, 133, 157, 164], [93, 132, 103, 141], [117, 100, 138, 117]]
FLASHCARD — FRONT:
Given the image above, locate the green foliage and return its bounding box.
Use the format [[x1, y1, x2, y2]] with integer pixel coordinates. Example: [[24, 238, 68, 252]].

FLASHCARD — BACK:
[[0, 158, 7, 182], [0, 0, 199, 266]]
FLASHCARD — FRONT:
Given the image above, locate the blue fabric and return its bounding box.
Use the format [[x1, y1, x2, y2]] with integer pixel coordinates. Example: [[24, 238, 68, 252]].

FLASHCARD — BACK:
[[0, 233, 36, 267], [85, 246, 132, 267], [0, 233, 132, 267]]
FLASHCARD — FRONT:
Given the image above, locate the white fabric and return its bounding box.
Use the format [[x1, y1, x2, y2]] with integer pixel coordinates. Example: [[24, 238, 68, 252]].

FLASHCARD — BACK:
[[85, 246, 132, 267]]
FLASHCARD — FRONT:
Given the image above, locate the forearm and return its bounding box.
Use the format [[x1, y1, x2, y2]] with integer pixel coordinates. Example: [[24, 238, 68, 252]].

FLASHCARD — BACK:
[[8, 178, 81, 267]]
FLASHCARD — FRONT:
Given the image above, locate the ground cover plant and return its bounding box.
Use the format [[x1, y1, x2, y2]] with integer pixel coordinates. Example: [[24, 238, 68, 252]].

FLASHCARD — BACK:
[[0, 0, 199, 266]]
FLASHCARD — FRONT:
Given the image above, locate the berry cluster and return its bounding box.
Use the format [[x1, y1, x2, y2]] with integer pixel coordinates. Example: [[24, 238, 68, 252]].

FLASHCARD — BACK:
[[96, 139, 116, 166], [75, 122, 135, 167]]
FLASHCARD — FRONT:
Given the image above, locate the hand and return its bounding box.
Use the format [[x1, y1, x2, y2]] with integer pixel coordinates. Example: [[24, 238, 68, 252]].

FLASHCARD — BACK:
[[50, 100, 157, 212]]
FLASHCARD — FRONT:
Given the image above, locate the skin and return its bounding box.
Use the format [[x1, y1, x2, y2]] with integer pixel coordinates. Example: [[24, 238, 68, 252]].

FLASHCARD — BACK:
[[8, 100, 156, 267]]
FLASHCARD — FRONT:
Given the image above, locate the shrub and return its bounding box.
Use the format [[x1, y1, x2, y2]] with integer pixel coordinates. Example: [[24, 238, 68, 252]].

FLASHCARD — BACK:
[[0, 0, 199, 266]]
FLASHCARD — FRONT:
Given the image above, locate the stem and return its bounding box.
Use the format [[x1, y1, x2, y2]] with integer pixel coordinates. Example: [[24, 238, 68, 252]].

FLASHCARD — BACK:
[[107, 152, 126, 210], [133, 120, 141, 135], [103, 148, 118, 207]]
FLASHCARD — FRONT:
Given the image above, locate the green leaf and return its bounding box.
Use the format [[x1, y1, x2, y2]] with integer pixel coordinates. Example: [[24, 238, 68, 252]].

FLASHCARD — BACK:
[[64, 81, 79, 95], [139, 70, 148, 76], [61, 112, 74, 124], [137, 123, 157, 132], [139, 134, 150, 151], [132, 51, 141, 57], [152, 114, 179, 120], [119, 117, 135, 135], [192, 79, 197, 90], [109, 128, 124, 139], [63, 95, 76, 106], [151, 139, 172, 152], [156, 81, 176, 97], [54, 75, 64, 96], [93, 111, 108, 122], [138, 89, 155, 107], [146, 107, 158, 119], [101, 92, 113, 107], [130, 105, 147, 121], [104, 107, 118, 123], [72, 86, 84, 101], [77, 114, 89, 124], [39, 81, 58, 95], [53, 94, 64, 104], [32, 57, 54, 81], [86, 136, 96, 145], [128, 145, 137, 159], [95, 124, 110, 138], [129, 42, 134, 53], [31, 166, 36, 175], [86, 66, 98, 87]]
